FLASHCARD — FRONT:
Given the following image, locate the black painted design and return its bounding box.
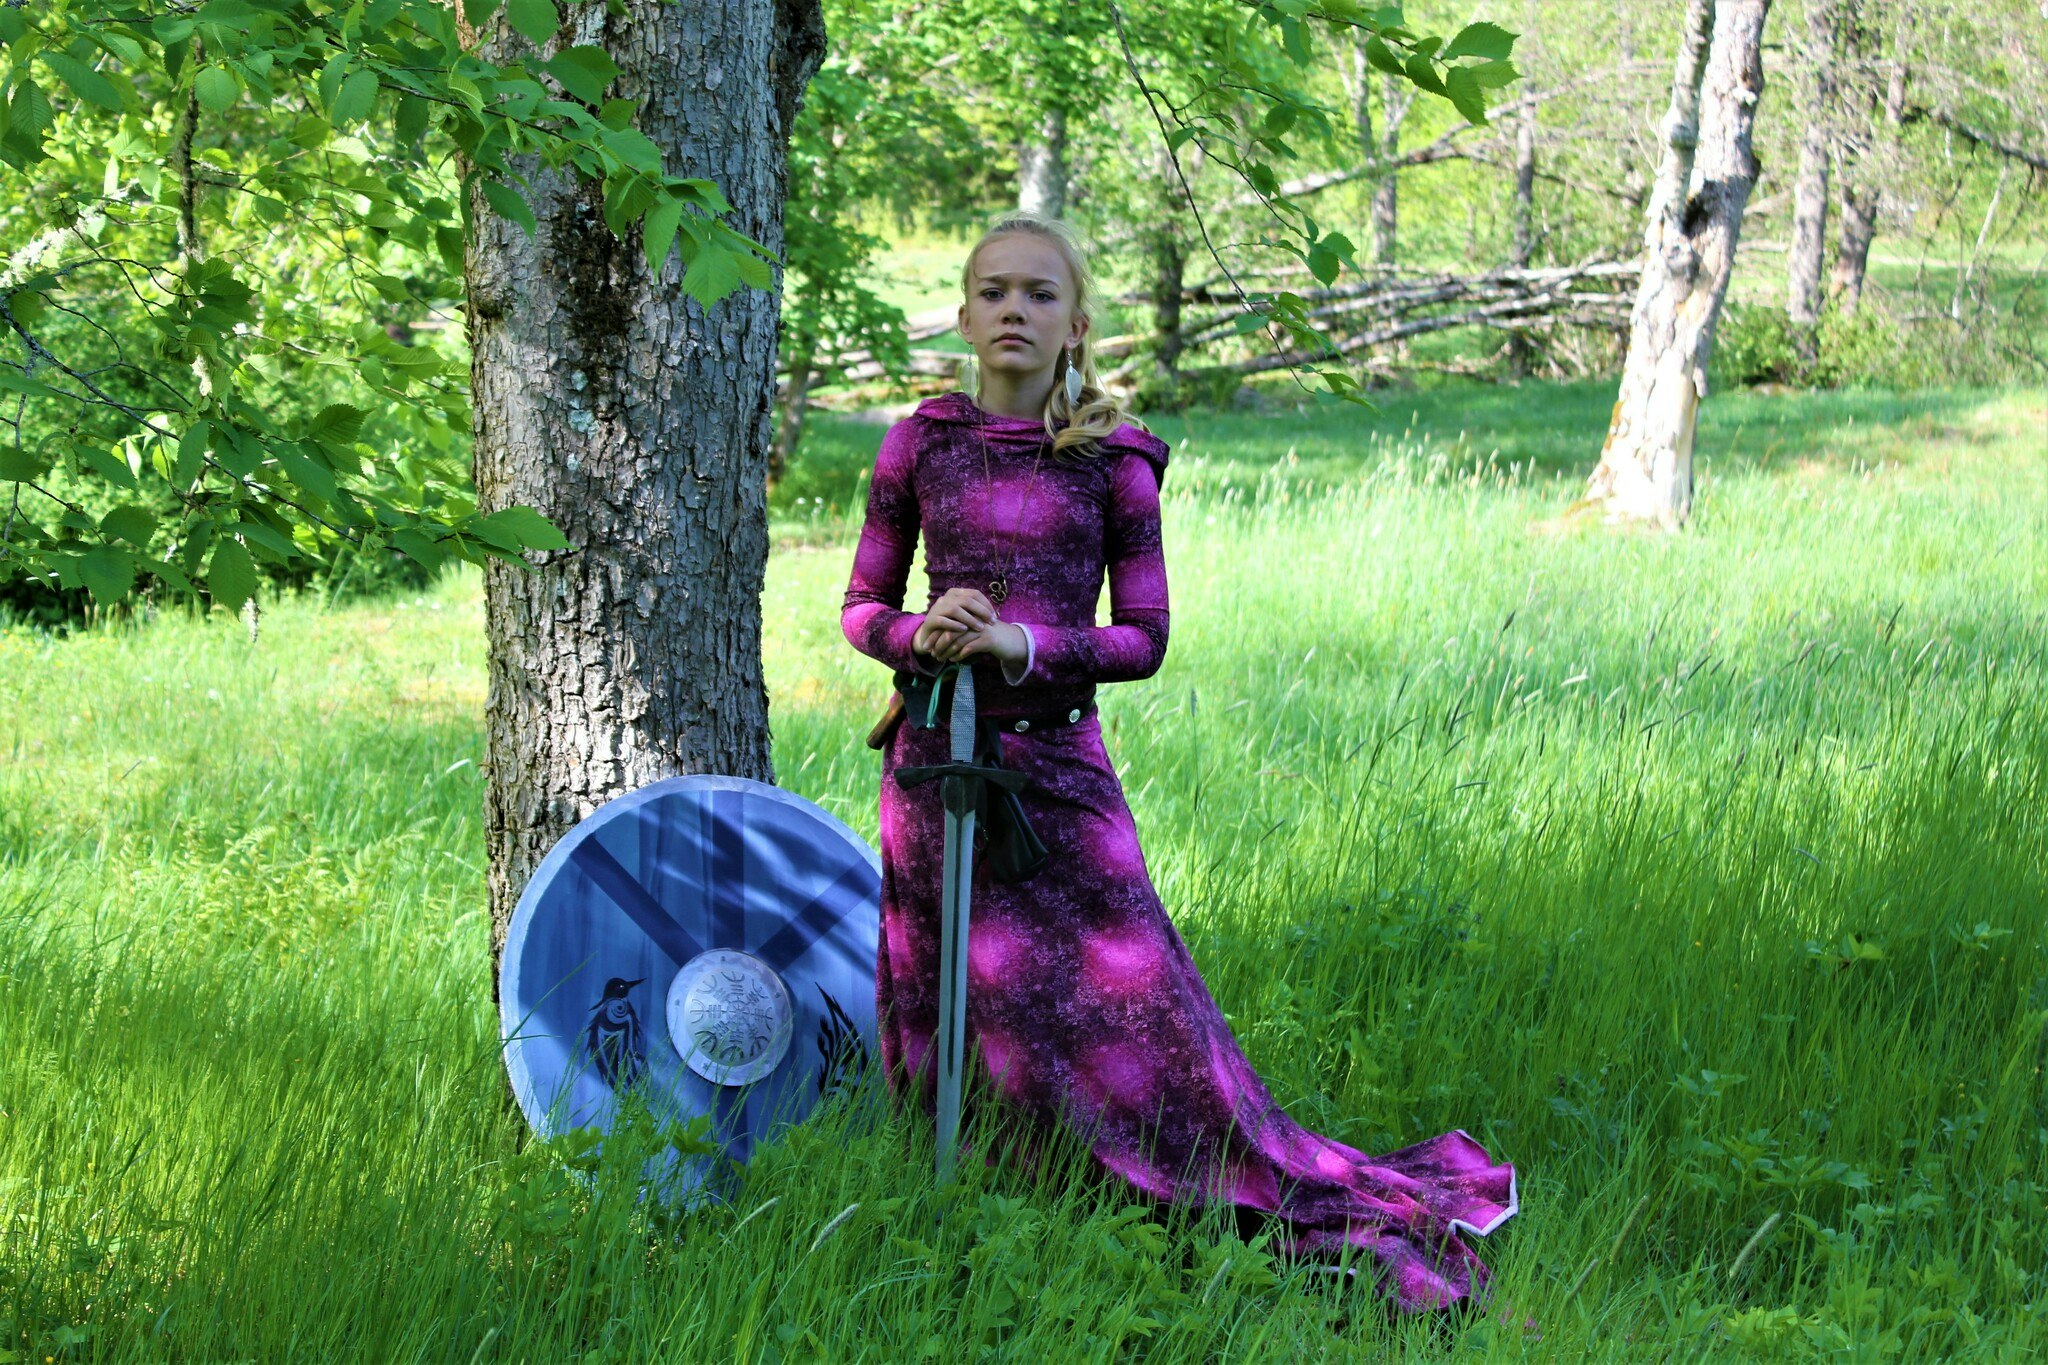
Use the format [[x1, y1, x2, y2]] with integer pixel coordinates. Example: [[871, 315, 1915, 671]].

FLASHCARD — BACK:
[[815, 985, 868, 1098], [587, 977, 648, 1089]]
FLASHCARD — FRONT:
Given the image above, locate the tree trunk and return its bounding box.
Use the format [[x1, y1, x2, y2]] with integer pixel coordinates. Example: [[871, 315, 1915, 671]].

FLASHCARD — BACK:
[[464, 0, 826, 963], [1831, 183, 1877, 313], [1831, 48, 1903, 316], [1786, 0, 1838, 354], [771, 346, 814, 487], [1507, 104, 1538, 378], [1585, 0, 1771, 528], [1018, 108, 1068, 219], [1150, 230, 1185, 384], [1370, 76, 1411, 266]]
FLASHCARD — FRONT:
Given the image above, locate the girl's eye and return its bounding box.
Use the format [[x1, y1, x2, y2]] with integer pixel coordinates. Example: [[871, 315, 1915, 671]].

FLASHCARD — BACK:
[[1033, 292, 1055, 303]]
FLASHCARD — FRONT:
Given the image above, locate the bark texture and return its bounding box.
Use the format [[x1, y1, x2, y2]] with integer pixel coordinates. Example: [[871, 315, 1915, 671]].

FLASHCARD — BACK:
[[1371, 75, 1409, 265], [1147, 143, 1186, 385], [1507, 105, 1539, 378], [1831, 50, 1904, 314], [466, 0, 825, 961], [1786, 0, 1838, 338], [1831, 183, 1877, 313], [1018, 108, 1069, 219], [1586, 0, 1771, 528]]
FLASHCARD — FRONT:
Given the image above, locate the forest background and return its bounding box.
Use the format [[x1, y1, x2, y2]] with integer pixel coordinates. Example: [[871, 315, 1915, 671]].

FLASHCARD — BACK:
[[2, 0, 2046, 1358]]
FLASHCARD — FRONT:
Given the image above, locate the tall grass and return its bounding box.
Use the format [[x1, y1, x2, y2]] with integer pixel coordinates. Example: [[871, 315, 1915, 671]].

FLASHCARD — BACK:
[[4, 385, 2044, 1359]]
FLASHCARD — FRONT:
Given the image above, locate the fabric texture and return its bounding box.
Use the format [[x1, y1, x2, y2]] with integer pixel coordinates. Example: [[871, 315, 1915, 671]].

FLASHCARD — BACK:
[[840, 392, 1516, 1311]]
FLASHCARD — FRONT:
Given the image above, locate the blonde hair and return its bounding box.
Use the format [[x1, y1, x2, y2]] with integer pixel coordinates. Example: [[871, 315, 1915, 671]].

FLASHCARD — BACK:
[[960, 214, 1133, 460]]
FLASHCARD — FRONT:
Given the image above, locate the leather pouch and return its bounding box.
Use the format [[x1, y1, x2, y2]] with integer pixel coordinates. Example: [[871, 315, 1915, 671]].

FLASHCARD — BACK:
[[973, 718, 1049, 884]]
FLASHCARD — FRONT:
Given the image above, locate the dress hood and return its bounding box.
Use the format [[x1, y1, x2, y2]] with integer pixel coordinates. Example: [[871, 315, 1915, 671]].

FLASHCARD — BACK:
[[913, 391, 1170, 484]]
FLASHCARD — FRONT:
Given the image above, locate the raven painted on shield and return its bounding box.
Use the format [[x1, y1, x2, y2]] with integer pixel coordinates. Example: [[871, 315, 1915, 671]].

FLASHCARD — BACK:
[[587, 977, 647, 1089]]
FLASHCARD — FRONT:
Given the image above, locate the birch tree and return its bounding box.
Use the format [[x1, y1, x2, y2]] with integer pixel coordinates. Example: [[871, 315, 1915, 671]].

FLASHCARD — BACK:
[[1584, 0, 1772, 528]]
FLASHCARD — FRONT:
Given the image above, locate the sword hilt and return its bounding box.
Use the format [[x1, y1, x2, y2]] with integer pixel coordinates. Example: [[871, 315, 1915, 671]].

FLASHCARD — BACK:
[[893, 761, 1029, 795]]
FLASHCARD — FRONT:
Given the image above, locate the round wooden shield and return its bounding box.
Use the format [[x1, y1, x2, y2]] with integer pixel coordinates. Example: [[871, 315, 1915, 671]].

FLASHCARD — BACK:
[[499, 776, 880, 1192]]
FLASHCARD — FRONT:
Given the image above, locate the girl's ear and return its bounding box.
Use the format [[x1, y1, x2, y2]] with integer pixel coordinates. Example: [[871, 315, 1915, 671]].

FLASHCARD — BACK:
[[957, 301, 971, 339], [1068, 312, 1089, 347]]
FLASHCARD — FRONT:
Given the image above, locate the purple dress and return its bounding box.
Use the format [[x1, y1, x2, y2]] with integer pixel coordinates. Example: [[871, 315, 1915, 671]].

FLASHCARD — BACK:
[[840, 392, 1516, 1311]]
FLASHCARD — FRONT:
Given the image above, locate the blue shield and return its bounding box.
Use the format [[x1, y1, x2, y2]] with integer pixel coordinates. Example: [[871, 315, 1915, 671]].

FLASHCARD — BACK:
[[499, 776, 880, 1192]]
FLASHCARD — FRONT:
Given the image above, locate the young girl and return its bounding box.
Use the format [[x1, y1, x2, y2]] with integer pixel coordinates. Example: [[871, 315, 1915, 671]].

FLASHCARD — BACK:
[[840, 215, 1516, 1312]]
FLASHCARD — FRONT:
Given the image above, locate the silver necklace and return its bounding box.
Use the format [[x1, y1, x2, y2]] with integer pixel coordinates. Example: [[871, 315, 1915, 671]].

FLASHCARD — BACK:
[[972, 404, 1048, 612]]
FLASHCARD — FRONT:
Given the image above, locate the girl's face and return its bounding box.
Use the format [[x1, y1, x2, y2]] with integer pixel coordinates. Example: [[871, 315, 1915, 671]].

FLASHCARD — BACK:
[[958, 233, 1087, 382]]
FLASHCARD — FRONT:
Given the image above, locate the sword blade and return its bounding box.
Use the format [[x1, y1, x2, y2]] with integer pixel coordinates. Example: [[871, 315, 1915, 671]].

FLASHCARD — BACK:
[[934, 793, 974, 1182], [935, 665, 978, 1182]]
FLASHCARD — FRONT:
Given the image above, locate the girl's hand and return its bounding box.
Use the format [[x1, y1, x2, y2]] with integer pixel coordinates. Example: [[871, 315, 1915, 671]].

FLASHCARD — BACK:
[[947, 620, 1028, 667], [913, 588, 998, 664]]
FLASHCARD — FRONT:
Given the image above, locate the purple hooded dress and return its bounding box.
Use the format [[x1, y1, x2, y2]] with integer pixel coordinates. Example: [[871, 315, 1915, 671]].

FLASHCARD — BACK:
[[840, 392, 1516, 1311]]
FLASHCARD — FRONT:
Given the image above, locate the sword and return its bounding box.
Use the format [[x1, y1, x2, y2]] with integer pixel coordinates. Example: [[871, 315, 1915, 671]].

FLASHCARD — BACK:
[[893, 663, 1028, 1182]]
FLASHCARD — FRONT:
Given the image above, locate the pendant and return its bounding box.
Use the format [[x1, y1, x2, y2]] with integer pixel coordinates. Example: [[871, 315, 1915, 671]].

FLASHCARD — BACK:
[[988, 575, 1008, 607]]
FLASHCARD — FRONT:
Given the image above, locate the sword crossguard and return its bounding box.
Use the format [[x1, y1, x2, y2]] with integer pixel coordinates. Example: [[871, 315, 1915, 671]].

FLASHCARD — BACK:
[[892, 765, 1024, 818], [893, 762, 1030, 796]]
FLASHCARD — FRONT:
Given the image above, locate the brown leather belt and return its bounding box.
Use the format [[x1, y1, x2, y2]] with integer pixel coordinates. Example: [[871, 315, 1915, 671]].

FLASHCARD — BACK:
[[866, 671, 1097, 750]]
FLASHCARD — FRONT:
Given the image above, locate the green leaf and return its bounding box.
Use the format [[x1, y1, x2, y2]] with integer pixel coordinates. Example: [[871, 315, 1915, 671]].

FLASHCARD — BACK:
[[1444, 65, 1487, 125], [1306, 242, 1340, 286], [389, 527, 447, 570], [331, 68, 378, 126], [463, 0, 504, 25], [1402, 52, 1446, 96], [318, 51, 352, 110], [305, 404, 366, 445], [100, 504, 157, 547], [642, 197, 683, 273], [506, 0, 561, 46], [0, 369, 62, 399], [79, 546, 135, 605], [394, 92, 429, 145], [0, 445, 53, 480], [76, 445, 137, 490], [679, 244, 745, 309], [215, 424, 265, 478], [195, 65, 239, 114], [1442, 21, 1516, 62], [1469, 59, 1520, 89], [1262, 103, 1297, 138], [234, 515, 300, 561], [207, 536, 256, 612], [546, 46, 620, 104], [11, 80, 53, 136], [175, 422, 210, 484], [1363, 36, 1404, 76], [476, 505, 571, 552], [42, 52, 125, 113], [1280, 15, 1312, 65], [731, 250, 772, 291], [481, 179, 537, 236]]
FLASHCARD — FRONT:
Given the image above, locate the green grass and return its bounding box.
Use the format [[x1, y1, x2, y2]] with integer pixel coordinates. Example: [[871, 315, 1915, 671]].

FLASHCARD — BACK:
[[4, 383, 2046, 1359]]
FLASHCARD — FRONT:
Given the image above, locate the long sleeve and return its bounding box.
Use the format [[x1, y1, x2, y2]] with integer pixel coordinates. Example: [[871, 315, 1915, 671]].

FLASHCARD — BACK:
[[1022, 451, 1170, 686], [841, 421, 935, 675]]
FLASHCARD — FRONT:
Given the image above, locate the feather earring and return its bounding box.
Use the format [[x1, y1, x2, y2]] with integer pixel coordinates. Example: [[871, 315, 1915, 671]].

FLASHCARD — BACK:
[[1063, 346, 1083, 405], [959, 350, 978, 399]]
